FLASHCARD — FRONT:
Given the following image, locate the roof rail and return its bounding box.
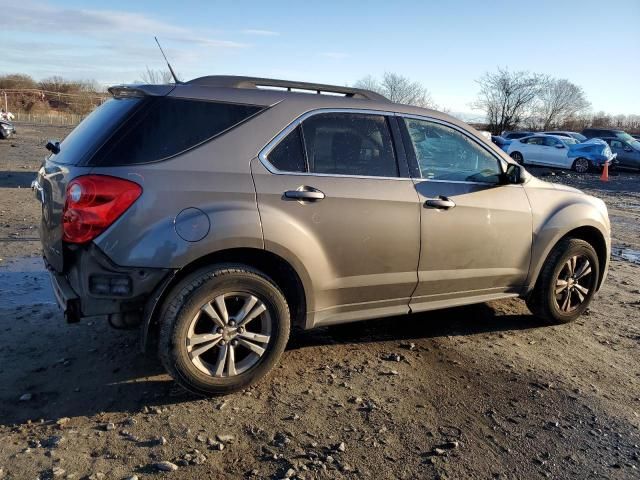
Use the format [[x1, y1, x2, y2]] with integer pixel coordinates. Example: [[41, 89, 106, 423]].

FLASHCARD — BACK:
[[186, 75, 389, 102]]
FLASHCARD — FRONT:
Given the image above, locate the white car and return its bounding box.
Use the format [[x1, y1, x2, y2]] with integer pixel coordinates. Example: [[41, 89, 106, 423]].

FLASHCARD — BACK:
[[507, 135, 589, 172]]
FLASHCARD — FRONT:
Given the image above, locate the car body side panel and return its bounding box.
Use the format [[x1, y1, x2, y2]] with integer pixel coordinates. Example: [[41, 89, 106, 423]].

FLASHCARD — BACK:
[[522, 179, 611, 292], [251, 158, 420, 328]]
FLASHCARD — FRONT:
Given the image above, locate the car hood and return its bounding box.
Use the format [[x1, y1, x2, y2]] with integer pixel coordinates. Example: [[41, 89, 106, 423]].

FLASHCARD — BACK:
[[525, 175, 583, 194], [551, 182, 582, 194]]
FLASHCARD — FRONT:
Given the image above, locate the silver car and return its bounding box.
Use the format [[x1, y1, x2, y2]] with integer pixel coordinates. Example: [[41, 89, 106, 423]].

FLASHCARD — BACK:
[[34, 76, 610, 395]]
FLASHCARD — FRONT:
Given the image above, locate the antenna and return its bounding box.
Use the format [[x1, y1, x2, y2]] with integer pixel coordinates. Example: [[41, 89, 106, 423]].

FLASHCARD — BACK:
[[154, 36, 181, 84]]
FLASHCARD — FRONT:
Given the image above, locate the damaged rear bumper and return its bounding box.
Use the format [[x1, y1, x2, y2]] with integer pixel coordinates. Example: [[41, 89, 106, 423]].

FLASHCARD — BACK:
[[45, 244, 171, 328]]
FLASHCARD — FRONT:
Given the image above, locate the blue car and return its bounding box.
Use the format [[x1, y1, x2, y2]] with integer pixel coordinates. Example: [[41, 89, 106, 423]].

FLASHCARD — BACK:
[[491, 135, 511, 152]]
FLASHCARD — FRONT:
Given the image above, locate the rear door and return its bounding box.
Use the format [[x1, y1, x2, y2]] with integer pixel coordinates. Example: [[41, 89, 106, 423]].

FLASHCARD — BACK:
[[252, 110, 420, 324], [399, 116, 532, 309]]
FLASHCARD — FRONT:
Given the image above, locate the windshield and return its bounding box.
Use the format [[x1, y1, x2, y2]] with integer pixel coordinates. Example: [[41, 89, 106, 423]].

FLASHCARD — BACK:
[[570, 133, 587, 142], [561, 138, 578, 145], [615, 132, 635, 142]]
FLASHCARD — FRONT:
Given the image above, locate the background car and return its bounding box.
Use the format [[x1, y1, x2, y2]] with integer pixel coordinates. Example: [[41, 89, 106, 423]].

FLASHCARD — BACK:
[[631, 134, 640, 141], [603, 137, 640, 170], [507, 135, 614, 173], [581, 128, 636, 143], [542, 131, 587, 142], [501, 130, 534, 140], [0, 121, 16, 139], [491, 135, 511, 152]]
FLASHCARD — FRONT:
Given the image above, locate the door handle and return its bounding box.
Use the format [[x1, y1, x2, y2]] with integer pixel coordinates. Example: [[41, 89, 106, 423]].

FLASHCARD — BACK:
[[424, 196, 456, 210], [284, 187, 325, 202]]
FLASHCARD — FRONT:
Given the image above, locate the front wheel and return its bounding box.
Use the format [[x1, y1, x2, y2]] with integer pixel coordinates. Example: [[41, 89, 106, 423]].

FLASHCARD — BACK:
[[510, 151, 524, 164], [158, 264, 290, 396], [572, 158, 590, 174], [526, 238, 599, 324]]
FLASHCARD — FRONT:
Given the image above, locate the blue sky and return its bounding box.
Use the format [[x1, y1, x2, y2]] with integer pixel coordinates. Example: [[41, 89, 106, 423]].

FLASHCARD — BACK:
[[1, 0, 639, 117]]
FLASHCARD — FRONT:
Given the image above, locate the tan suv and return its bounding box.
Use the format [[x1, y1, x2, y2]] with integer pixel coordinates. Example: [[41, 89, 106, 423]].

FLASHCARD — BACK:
[[34, 76, 610, 395]]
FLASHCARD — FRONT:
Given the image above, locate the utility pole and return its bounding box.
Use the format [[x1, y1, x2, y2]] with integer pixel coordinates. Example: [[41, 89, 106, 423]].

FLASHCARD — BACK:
[[2, 91, 7, 112]]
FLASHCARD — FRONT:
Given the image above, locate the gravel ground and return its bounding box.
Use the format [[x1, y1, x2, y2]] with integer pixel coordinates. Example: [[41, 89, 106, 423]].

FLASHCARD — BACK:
[[0, 125, 639, 480]]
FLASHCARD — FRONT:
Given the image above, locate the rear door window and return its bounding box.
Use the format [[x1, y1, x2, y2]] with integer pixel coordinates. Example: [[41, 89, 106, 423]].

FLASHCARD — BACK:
[[301, 113, 398, 177], [92, 97, 263, 166]]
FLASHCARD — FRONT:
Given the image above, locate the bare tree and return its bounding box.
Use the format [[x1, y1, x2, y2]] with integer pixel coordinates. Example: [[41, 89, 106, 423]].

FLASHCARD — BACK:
[[355, 72, 436, 108], [138, 66, 175, 84], [536, 78, 590, 129], [473, 68, 545, 134]]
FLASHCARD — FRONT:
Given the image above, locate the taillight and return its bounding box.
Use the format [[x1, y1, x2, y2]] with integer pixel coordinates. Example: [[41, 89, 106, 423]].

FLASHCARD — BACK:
[[63, 175, 142, 244]]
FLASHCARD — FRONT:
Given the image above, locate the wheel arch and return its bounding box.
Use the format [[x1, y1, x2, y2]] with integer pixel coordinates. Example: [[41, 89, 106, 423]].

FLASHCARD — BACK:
[[526, 224, 609, 295], [140, 247, 308, 351]]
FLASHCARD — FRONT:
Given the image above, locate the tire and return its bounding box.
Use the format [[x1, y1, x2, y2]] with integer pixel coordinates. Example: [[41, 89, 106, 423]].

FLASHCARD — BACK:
[[572, 157, 590, 174], [510, 151, 524, 164], [158, 264, 290, 396], [526, 238, 599, 324]]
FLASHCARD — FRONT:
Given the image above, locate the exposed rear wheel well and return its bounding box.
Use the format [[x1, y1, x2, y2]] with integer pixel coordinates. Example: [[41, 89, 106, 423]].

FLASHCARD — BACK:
[[147, 248, 307, 347], [558, 226, 607, 288]]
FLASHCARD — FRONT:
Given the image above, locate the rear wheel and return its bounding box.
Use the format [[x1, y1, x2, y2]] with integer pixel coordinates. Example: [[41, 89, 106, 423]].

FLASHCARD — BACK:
[[510, 151, 524, 164], [572, 157, 590, 173], [526, 238, 599, 324], [158, 264, 290, 396]]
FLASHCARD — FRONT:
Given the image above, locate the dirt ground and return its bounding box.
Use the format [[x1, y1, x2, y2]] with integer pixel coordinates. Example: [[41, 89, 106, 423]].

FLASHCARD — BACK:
[[0, 125, 639, 480]]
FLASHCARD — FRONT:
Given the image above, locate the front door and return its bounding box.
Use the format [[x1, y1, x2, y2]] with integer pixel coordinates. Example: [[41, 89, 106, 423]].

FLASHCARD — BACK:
[[400, 117, 532, 311], [252, 111, 421, 325]]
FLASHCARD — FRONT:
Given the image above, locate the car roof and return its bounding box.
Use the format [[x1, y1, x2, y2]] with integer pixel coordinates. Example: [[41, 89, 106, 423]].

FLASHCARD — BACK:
[[117, 75, 475, 133], [584, 127, 623, 132], [116, 75, 466, 123]]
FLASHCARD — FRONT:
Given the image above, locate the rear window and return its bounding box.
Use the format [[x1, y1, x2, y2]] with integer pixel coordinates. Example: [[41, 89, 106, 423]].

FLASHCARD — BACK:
[[51, 97, 140, 165], [91, 97, 263, 166]]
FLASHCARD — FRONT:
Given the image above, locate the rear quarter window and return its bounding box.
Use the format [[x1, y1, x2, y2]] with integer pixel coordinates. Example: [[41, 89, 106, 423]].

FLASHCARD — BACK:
[[91, 97, 263, 166]]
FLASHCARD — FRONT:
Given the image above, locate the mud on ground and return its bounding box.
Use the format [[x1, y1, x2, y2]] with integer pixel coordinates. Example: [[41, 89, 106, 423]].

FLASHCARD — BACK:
[[0, 125, 639, 479]]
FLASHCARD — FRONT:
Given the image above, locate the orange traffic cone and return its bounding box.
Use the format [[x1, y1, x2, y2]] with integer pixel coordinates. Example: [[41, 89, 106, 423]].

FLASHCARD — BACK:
[[600, 161, 609, 182]]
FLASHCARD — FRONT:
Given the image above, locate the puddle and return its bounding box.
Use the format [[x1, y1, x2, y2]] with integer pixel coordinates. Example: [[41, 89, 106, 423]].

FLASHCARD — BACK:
[[612, 247, 640, 265], [0, 256, 56, 307]]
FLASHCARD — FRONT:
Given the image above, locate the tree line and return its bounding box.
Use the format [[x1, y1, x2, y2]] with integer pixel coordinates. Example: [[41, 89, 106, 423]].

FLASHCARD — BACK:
[[2, 70, 637, 134], [0, 68, 173, 116], [471, 68, 638, 134]]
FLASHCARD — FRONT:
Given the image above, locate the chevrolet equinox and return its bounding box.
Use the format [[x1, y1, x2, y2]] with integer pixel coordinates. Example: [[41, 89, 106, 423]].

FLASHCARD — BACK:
[[33, 76, 611, 395]]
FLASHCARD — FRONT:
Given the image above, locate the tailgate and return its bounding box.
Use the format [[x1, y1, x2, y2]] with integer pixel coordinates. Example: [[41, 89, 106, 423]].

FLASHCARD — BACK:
[[35, 160, 93, 272]]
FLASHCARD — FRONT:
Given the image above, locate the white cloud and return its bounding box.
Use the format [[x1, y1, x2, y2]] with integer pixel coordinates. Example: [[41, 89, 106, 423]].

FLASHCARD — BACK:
[[0, 1, 252, 84], [0, 1, 244, 48], [241, 29, 280, 36]]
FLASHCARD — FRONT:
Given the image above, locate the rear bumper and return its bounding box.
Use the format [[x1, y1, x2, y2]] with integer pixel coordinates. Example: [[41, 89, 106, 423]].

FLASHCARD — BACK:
[[48, 265, 82, 323], [46, 244, 171, 327]]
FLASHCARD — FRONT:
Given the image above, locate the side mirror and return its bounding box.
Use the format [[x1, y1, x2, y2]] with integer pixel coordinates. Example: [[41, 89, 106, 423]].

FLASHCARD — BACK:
[[555, 143, 565, 148], [504, 163, 523, 184], [624, 146, 633, 152]]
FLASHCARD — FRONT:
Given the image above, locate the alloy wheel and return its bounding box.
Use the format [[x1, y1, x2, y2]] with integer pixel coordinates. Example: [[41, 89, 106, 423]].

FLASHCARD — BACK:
[[510, 152, 524, 164], [554, 254, 593, 313], [186, 292, 272, 377], [574, 158, 590, 173]]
